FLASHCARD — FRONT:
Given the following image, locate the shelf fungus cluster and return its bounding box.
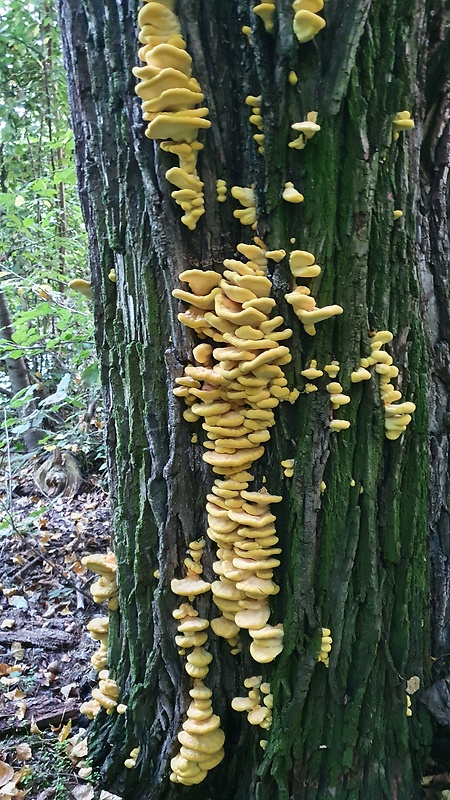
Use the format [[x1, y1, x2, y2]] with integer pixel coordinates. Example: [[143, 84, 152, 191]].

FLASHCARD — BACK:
[[170, 682, 225, 785], [170, 540, 225, 784], [87, 616, 109, 672], [173, 240, 293, 672], [133, 0, 211, 229], [245, 95, 265, 154], [285, 250, 343, 335], [292, 0, 326, 43], [367, 331, 416, 439], [80, 670, 124, 720], [289, 112, 320, 150], [317, 628, 332, 666], [81, 552, 118, 610], [231, 676, 273, 748], [326, 380, 351, 432], [231, 185, 258, 227]]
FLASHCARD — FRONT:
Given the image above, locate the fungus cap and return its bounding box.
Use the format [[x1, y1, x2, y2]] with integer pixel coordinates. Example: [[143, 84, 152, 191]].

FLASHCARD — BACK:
[[293, 9, 326, 43]]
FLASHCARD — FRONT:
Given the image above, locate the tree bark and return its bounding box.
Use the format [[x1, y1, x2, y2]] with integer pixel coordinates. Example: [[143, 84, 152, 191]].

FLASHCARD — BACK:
[[57, 1, 447, 798], [0, 291, 43, 452]]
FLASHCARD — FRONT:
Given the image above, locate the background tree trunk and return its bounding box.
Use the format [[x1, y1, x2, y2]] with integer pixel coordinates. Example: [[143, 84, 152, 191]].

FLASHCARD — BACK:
[[58, 1, 449, 798], [0, 291, 44, 452]]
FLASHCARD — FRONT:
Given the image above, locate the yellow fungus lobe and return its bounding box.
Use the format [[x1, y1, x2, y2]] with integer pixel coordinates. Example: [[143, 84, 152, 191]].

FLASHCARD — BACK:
[[392, 111, 415, 141], [393, 210, 403, 220], [293, 8, 326, 44], [282, 182, 304, 203], [320, 481, 326, 493], [288, 70, 298, 85]]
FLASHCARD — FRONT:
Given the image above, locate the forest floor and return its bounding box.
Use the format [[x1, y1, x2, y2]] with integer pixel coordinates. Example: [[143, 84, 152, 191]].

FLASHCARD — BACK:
[[0, 462, 117, 800]]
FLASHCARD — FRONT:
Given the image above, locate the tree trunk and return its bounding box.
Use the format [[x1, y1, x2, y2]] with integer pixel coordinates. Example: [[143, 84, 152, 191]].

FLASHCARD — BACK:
[[57, 1, 447, 797], [0, 291, 43, 452]]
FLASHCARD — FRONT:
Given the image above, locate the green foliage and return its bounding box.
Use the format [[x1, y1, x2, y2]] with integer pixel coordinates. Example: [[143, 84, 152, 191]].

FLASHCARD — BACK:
[[0, 0, 101, 460]]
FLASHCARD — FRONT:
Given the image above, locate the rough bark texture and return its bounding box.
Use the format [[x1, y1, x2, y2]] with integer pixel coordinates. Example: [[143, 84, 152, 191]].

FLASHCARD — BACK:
[[57, 1, 448, 797]]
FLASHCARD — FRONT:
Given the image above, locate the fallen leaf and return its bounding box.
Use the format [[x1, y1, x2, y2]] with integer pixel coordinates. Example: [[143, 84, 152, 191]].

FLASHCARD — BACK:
[[58, 720, 72, 742], [2, 588, 19, 598], [0, 762, 14, 788], [99, 793, 123, 800], [0, 619, 15, 630], [10, 643, 24, 662], [15, 701, 27, 721], [15, 744, 32, 762], [8, 596, 28, 611], [29, 717, 43, 734], [78, 767, 92, 779], [4, 689, 26, 701], [60, 683, 76, 700], [71, 785, 94, 800]]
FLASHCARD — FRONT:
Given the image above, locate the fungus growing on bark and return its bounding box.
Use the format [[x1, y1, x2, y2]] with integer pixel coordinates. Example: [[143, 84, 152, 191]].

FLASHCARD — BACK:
[[324, 361, 339, 378], [368, 330, 416, 439], [253, 2, 276, 33], [133, 1, 211, 228], [216, 179, 227, 202], [288, 70, 298, 85], [289, 250, 321, 278], [245, 96, 265, 154], [289, 112, 320, 149], [406, 695, 413, 717], [317, 627, 332, 666], [282, 182, 304, 203], [393, 209, 403, 220], [231, 676, 273, 739], [231, 186, 257, 227], [285, 286, 343, 335], [170, 681, 225, 785], [281, 458, 294, 477], [292, 3, 326, 43], [124, 747, 140, 769], [392, 111, 415, 141], [82, 552, 119, 611]]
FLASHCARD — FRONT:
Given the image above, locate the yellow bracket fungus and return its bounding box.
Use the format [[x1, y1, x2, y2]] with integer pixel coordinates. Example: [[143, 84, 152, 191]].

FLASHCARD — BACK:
[[282, 182, 304, 203], [245, 95, 265, 154], [231, 186, 257, 227], [392, 111, 414, 141], [68, 279, 92, 299], [368, 330, 416, 439], [82, 552, 118, 611], [285, 286, 343, 335], [289, 112, 320, 149], [292, 1, 326, 43], [133, 2, 211, 229], [216, 179, 227, 203], [232, 676, 273, 738], [253, 2, 276, 33], [406, 695, 412, 717], [288, 70, 298, 85], [317, 627, 332, 666], [289, 250, 321, 278], [393, 209, 403, 220]]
